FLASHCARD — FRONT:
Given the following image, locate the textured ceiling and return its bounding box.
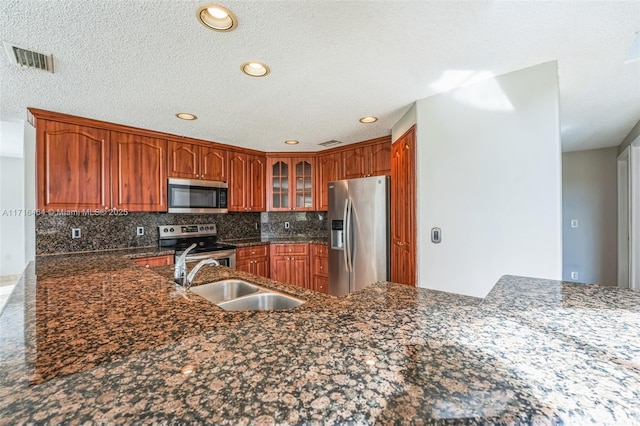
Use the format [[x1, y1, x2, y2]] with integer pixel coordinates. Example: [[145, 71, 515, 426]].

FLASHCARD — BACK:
[[1, 1, 639, 153]]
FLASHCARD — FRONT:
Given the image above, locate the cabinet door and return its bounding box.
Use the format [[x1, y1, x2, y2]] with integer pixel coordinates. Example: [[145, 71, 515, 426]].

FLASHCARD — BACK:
[[200, 147, 227, 182], [268, 158, 291, 211], [168, 141, 198, 179], [290, 256, 310, 289], [390, 127, 416, 285], [369, 142, 391, 176], [228, 152, 247, 211], [37, 121, 110, 211], [110, 132, 167, 212], [313, 275, 329, 294], [270, 255, 290, 284], [133, 255, 174, 268], [293, 158, 314, 210], [236, 258, 252, 274], [316, 153, 342, 211], [342, 147, 366, 179], [247, 155, 266, 211], [254, 258, 270, 278]]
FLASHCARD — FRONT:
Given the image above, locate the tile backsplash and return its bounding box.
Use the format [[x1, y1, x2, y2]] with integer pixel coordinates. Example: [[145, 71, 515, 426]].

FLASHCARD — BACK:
[[36, 211, 328, 255]]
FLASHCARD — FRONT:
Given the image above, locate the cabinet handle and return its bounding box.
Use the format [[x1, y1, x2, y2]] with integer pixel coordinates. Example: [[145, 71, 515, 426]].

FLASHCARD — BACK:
[[202, 174, 206, 178], [251, 251, 255, 255], [320, 266, 323, 270], [145, 264, 150, 268]]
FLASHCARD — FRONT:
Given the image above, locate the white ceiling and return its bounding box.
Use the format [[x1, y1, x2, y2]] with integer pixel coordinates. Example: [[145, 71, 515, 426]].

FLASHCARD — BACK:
[[1, 1, 639, 153]]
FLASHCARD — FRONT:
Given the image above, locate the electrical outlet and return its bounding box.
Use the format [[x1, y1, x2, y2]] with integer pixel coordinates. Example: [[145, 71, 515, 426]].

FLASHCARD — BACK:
[[255, 222, 259, 230], [570, 219, 578, 228], [72, 228, 81, 239], [284, 222, 290, 229], [570, 272, 578, 280], [137, 227, 144, 236]]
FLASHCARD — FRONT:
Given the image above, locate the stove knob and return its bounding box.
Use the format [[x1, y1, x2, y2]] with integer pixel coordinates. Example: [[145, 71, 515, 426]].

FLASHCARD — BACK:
[[163, 228, 168, 233], [170, 228, 174, 232]]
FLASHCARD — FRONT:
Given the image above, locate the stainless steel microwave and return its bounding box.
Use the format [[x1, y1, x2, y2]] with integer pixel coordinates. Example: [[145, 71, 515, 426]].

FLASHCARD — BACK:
[[167, 178, 228, 214]]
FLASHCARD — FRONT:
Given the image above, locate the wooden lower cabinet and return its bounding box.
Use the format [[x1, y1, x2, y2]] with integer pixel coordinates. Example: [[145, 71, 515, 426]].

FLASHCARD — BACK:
[[236, 245, 269, 278], [269, 244, 310, 289], [133, 254, 174, 268], [310, 243, 329, 294]]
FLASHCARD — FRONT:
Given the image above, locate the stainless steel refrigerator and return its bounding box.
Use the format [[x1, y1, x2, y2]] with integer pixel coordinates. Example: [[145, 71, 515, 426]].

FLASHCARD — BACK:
[[328, 176, 390, 296]]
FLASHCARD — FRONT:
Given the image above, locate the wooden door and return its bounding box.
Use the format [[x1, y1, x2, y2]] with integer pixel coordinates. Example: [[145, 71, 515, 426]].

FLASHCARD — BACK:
[[37, 121, 110, 211], [167, 141, 198, 179], [267, 158, 291, 211], [316, 152, 342, 211], [390, 126, 416, 285], [247, 155, 266, 211], [200, 147, 227, 182], [228, 152, 247, 211], [290, 256, 310, 289], [369, 141, 391, 176], [313, 275, 328, 294], [342, 147, 366, 179], [110, 132, 167, 212], [293, 158, 314, 210]]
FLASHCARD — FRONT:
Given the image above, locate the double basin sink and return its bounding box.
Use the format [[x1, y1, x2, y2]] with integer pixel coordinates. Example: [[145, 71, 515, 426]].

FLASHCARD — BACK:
[[190, 279, 305, 311]]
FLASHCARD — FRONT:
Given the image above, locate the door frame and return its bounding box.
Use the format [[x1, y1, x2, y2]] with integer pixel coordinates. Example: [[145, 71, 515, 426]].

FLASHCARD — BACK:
[[618, 136, 640, 290]]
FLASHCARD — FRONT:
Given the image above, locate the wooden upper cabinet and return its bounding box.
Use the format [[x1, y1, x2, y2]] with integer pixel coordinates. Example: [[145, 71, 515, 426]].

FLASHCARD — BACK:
[[228, 152, 266, 212], [110, 131, 167, 212], [200, 146, 227, 182], [266, 156, 315, 211], [390, 126, 416, 286], [168, 141, 227, 182], [37, 121, 110, 211], [342, 139, 391, 179], [316, 152, 342, 211]]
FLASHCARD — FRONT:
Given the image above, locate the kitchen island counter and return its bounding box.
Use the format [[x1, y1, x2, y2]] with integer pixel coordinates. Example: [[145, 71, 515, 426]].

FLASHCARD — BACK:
[[1, 251, 639, 424]]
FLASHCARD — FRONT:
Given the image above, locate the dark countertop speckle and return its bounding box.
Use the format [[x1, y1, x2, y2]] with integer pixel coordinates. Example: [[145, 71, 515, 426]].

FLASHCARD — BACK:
[[1, 250, 639, 424]]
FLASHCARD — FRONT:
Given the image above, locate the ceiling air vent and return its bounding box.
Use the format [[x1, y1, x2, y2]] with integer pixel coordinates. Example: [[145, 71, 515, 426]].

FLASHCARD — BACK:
[[319, 140, 342, 148], [3, 42, 53, 72]]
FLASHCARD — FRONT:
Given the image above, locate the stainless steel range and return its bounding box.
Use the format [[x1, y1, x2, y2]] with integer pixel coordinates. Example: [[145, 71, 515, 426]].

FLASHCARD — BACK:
[[158, 223, 236, 268]]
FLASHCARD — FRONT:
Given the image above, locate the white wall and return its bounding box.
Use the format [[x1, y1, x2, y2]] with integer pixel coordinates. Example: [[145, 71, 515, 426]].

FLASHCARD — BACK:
[[562, 148, 618, 285], [0, 120, 27, 277], [408, 61, 562, 298], [391, 103, 416, 142]]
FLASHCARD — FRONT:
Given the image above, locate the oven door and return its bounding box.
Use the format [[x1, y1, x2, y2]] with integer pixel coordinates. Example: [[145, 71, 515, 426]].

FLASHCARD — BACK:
[[185, 249, 236, 268]]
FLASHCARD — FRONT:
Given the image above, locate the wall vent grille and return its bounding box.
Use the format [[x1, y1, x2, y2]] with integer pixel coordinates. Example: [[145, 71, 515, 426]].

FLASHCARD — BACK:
[[319, 140, 342, 147], [3, 42, 53, 72]]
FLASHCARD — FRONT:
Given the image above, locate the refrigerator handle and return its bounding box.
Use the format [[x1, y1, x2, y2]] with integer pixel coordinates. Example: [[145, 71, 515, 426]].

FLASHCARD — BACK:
[[343, 198, 350, 272], [345, 198, 353, 273]]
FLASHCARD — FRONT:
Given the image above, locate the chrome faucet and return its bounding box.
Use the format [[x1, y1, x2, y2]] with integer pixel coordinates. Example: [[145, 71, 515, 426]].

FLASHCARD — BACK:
[[185, 258, 220, 290], [174, 243, 197, 288]]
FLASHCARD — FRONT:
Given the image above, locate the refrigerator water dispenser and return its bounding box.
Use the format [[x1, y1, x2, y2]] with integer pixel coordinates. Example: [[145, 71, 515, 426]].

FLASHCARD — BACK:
[[331, 220, 344, 250]]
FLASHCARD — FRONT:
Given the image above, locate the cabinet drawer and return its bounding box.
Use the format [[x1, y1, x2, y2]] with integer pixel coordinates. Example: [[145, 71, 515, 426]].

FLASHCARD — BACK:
[[271, 244, 309, 256], [313, 256, 328, 277], [313, 275, 328, 294], [133, 254, 174, 268], [237, 244, 269, 259], [312, 244, 328, 257]]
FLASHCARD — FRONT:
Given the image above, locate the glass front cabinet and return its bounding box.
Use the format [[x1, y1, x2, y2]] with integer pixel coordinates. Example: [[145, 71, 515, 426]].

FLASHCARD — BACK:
[[267, 156, 315, 211]]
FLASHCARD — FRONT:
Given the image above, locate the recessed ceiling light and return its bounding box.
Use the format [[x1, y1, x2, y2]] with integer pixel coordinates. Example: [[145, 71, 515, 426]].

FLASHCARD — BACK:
[[359, 116, 378, 123], [176, 113, 197, 120], [196, 4, 237, 32], [241, 61, 270, 77], [284, 140, 299, 145]]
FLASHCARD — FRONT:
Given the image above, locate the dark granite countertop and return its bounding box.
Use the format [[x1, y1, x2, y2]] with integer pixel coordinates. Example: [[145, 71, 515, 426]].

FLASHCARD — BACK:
[[1, 250, 639, 424], [224, 236, 328, 247]]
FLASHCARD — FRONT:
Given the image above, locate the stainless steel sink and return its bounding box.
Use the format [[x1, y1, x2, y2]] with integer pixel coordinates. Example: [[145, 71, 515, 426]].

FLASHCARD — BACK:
[[217, 293, 305, 311], [189, 279, 306, 311], [190, 280, 259, 304]]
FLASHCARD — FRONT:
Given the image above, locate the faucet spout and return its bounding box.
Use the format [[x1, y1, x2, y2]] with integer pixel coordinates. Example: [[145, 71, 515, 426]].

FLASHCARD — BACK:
[[174, 243, 197, 287], [185, 258, 220, 290]]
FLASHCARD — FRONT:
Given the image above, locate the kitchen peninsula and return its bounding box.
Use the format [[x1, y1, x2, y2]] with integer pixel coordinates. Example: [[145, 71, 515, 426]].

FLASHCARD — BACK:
[[1, 251, 639, 424]]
